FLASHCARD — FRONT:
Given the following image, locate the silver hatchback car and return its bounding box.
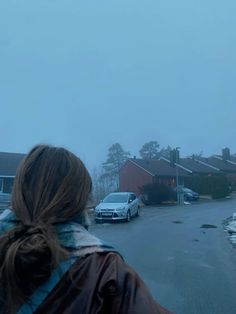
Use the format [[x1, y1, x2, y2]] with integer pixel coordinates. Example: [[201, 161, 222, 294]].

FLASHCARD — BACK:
[[95, 192, 140, 223]]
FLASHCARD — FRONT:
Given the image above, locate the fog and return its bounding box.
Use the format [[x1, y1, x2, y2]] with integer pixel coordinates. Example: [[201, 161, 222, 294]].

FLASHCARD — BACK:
[[1, 0, 236, 170]]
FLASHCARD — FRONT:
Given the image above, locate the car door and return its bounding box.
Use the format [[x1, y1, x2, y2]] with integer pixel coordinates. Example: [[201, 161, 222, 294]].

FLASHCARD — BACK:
[[131, 193, 138, 214], [128, 193, 137, 216]]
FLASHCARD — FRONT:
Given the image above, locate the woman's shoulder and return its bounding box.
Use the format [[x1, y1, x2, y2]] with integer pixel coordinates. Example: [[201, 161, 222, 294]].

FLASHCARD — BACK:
[[37, 251, 172, 314], [70, 251, 172, 314], [70, 251, 125, 278], [35, 251, 125, 314]]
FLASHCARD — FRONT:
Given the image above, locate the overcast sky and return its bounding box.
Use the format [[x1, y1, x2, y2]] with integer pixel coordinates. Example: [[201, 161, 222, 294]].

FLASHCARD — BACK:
[[0, 0, 236, 170]]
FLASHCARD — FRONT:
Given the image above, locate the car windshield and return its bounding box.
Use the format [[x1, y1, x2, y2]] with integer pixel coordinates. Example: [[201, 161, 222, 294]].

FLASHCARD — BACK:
[[183, 188, 192, 193], [103, 194, 128, 203]]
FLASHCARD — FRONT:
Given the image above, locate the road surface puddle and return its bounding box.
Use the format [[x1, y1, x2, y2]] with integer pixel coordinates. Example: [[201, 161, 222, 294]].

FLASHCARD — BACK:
[[200, 224, 217, 229]]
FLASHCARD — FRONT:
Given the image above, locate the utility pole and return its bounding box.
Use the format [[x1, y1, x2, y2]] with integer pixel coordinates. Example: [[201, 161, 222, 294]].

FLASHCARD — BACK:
[[175, 147, 180, 205]]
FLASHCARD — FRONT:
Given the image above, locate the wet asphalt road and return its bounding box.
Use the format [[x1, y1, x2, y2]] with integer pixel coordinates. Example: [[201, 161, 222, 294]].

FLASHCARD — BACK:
[[90, 198, 236, 314]]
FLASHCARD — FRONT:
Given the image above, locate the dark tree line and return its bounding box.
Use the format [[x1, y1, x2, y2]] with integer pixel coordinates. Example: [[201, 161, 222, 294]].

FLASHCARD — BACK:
[[92, 141, 174, 202]]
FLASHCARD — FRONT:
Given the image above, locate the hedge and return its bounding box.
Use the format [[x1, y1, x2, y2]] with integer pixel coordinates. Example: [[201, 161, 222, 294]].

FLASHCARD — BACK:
[[185, 175, 229, 199], [140, 183, 176, 205]]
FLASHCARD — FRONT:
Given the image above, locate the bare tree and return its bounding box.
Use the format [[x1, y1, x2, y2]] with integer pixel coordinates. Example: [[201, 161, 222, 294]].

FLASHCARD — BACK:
[[139, 141, 160, 159], [102, 143, 130, 190]]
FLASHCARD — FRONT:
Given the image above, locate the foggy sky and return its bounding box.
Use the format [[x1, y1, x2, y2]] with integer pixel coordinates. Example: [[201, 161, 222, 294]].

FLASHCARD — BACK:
[[0, 0, 236, 171]]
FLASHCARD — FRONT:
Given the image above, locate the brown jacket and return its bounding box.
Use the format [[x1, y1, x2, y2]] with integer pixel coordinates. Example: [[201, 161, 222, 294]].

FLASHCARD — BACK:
[[35, 252, 172, 314]]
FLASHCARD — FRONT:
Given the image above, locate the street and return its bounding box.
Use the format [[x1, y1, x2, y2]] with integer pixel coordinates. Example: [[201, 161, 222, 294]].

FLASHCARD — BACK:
[[90, 198, 236, 314]]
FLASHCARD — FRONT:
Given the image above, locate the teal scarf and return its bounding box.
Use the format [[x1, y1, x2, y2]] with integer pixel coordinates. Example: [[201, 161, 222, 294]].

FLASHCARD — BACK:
[[0, 209, 117, 313]]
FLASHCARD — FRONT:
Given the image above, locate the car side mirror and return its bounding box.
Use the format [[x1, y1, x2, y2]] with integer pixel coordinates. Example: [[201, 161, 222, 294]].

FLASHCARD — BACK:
[[128, 199, 132, 203]]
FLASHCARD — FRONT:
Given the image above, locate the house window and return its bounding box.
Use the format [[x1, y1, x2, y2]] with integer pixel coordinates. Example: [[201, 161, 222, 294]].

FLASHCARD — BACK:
[[2, 178, 14, 193]]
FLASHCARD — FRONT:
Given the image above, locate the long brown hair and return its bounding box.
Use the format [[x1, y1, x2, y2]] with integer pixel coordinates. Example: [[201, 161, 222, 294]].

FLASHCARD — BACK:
[[0, 145, 92, 313]]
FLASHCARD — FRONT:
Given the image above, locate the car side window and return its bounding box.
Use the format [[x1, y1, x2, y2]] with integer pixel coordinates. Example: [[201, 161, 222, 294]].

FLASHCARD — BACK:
[[129, 194, 136, 202]]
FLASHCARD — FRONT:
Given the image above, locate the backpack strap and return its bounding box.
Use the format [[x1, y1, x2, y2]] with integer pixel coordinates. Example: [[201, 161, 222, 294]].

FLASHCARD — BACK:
[[17, 256, 78, 314]]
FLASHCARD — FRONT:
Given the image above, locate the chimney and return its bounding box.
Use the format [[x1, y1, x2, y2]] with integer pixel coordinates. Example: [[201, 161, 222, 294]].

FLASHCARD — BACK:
[[170, 149, 180, 167], [176, 149, 180, 163], [222, 147, 230, 161]]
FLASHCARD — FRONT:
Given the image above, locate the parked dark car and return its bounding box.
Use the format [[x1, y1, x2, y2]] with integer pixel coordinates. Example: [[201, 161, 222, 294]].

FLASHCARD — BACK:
[[174, 187, 199, 202], [181, 187, 199, 201]]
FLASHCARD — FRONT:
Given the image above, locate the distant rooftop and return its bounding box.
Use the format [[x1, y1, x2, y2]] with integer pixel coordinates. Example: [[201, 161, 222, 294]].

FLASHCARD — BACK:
[[196, 156, 236, 173], [178, 157, 221, 174], [230, 155, 236, 163], [129, 158, 190, 177], [0, 152, 25, 176]]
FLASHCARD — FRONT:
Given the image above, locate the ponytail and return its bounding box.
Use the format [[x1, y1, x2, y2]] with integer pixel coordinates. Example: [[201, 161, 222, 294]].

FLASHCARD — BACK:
[[0, 145, 92, 313], [0, 222, 66, 313]]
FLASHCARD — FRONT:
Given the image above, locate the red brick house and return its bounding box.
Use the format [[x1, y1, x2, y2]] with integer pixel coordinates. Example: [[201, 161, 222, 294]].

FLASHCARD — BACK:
[[119, 156, 224, 196], [119, 148, 236, 196], [119, 158, 189, 196]]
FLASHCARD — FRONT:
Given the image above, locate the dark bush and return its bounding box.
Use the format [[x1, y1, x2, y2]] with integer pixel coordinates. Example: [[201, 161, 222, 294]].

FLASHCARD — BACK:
[[210, 176, 229, 199], [140, 183, 175, 205]]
